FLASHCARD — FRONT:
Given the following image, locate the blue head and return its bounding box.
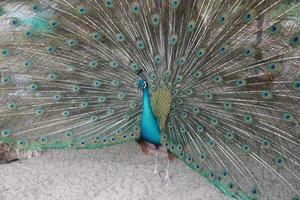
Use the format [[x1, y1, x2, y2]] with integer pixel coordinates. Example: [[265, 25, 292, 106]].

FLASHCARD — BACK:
[[137, 79, 148, 91]]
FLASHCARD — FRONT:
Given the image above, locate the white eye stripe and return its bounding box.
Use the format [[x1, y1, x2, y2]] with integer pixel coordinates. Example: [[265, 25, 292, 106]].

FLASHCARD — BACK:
[[142, 81, 147, 89]]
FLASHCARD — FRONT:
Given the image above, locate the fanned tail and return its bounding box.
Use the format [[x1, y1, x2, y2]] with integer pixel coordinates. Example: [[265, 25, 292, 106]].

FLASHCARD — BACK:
[[0, 0, 299, 200]]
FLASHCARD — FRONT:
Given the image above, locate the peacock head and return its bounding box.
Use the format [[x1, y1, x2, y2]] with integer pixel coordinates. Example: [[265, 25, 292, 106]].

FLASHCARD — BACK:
[[137, 79, 148, 91]]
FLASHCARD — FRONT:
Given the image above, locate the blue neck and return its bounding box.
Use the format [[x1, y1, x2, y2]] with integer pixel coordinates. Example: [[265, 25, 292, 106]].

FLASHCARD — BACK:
[[142, 89, 151, 114], [140, 88, 161, 145]]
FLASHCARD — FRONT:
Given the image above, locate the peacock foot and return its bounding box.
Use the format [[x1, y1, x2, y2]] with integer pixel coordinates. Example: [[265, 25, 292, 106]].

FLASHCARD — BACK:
[[161, 170, 174, 186], [161, 156, 174, 185]]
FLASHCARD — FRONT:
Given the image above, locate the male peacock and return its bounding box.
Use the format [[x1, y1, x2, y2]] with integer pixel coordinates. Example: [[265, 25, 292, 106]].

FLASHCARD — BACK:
[[0, 0, 300, 199]]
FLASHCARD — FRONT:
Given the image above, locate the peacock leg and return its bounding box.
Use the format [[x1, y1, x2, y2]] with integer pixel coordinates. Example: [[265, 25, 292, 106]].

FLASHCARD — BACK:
[[154, 151, 159, 174], [162, 158, 171, 185], [162, 151, 175, 185]]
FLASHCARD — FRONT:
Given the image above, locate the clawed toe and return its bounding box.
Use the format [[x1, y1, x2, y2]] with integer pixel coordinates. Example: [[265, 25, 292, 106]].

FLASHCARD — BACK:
[[162, 172, 174, 185]]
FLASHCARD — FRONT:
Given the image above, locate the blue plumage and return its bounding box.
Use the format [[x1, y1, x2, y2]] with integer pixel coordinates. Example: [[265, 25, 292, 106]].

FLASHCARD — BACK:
[[138, 80, 161, 145]]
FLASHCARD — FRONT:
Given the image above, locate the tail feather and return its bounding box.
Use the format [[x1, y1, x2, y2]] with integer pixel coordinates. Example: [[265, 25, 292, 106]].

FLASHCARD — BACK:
[[0, 0, 299, 199], [0, 1, 143, 150]]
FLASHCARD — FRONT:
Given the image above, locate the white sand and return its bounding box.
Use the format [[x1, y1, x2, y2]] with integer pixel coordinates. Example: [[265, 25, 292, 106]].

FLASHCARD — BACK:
[[0, 143, 228, 200]]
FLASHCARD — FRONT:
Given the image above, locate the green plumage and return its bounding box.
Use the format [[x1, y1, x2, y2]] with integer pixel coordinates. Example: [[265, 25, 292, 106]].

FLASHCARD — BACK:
[[0, 0, 299, 199]]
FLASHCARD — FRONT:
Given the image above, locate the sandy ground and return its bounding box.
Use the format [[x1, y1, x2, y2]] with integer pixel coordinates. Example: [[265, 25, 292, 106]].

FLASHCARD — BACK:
[[0, 143, 228, 200]]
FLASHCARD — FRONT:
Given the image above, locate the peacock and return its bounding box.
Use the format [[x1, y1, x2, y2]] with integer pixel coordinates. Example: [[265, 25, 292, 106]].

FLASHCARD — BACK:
[[0, 0, 299, 199]]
